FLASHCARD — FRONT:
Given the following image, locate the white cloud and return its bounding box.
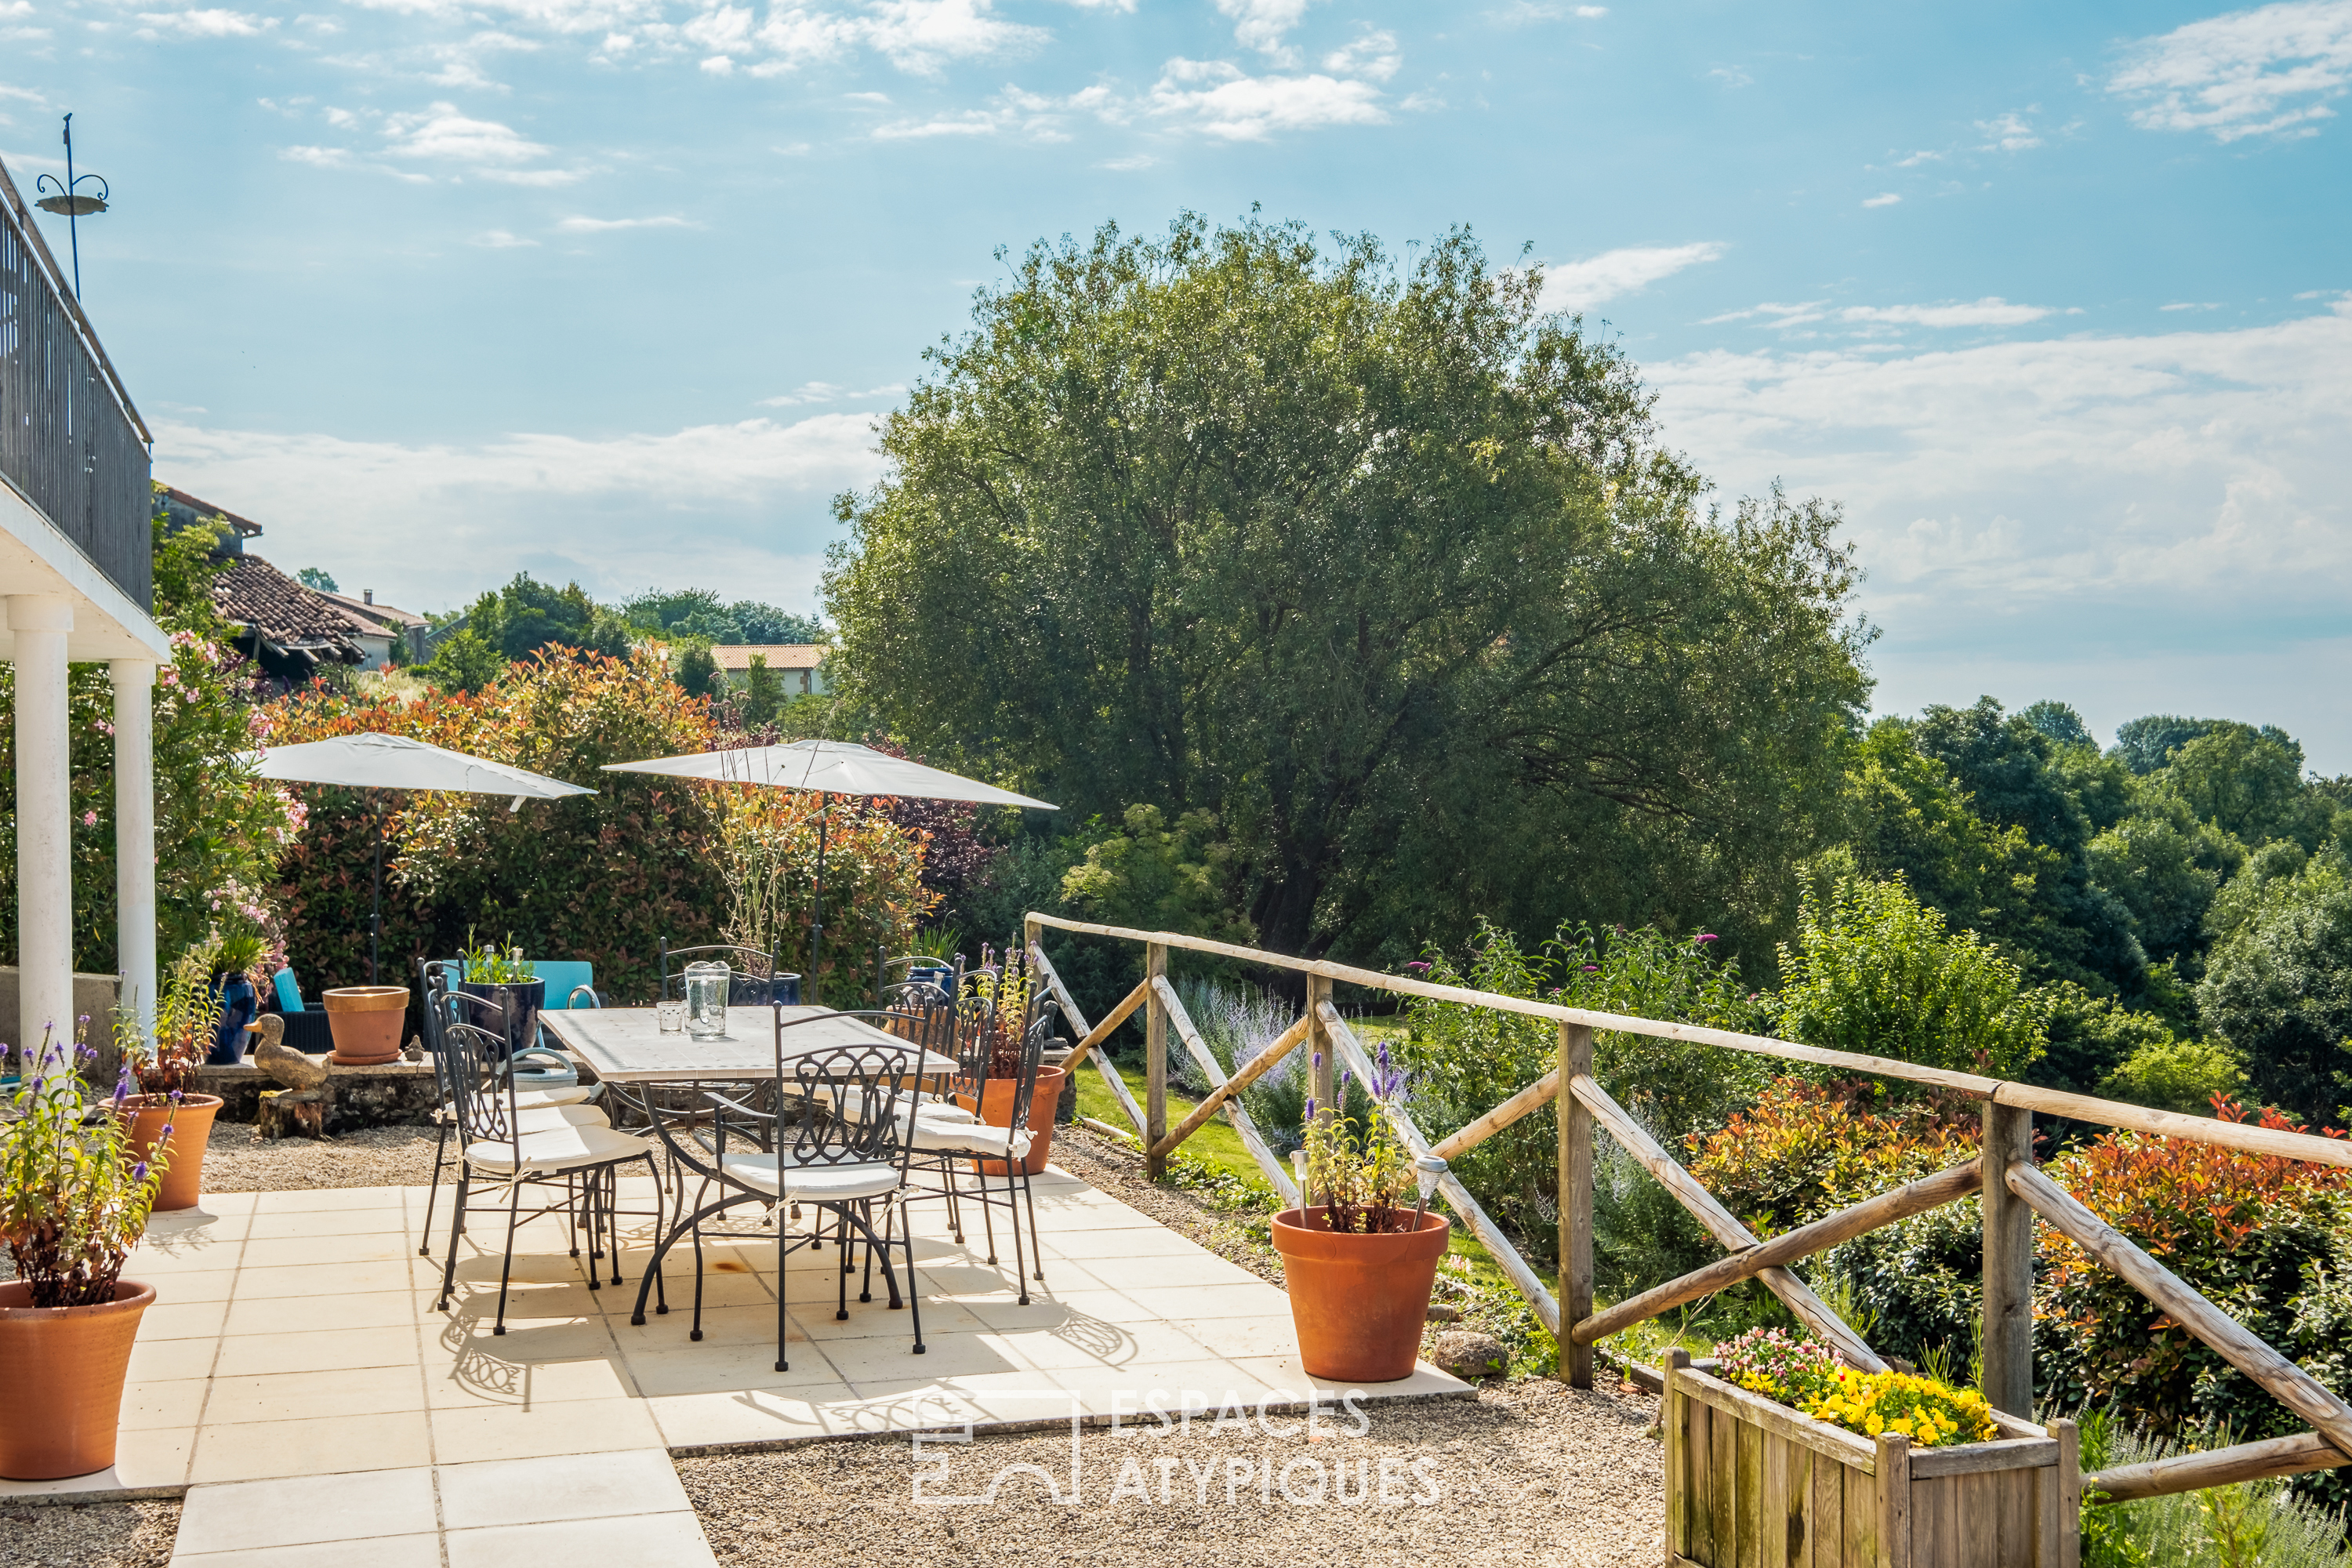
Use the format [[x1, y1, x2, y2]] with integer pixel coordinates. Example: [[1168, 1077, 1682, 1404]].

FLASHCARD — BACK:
[[872, 82, 1117, 141], [470, 229, 539, 247], [2163, 300, 2225, 310], [150, 411, 880, 618], [557, 213, 693, 230], [281, 144, 352, 168], [2111, 0, 2352, 142], [757, 380, 905, 405], [1149, 57, 1385, 139], [1323, 28, 1399, 82], [384, 103, 550, 163], [1840, 297, 2056, 328], [1099, 152, 1154, 169], [872, 109, 1000, 137], [1537, 241, 1726, 314], [479, 165, 594, 185], [1214, 0, 1314, 61], [1862, 192, 1901, 207], [135, 8, 276, 37], [1975, 110, 2042, 151], [1649, 303, 2352, 673], [1708, 66, 1752, 87]]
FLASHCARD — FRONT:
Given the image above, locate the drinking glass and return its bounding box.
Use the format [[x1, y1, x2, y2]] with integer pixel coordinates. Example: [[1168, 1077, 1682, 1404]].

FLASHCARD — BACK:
[[655, 1000, 685, 1034]]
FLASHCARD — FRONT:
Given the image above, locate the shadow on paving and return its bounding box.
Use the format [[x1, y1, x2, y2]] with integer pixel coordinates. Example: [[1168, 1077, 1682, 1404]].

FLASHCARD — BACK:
[[679, 1380, 1663, 1568]]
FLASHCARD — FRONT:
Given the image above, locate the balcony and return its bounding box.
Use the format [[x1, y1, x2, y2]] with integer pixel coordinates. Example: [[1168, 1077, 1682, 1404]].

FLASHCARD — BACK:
[[0, 155, 152, 611]]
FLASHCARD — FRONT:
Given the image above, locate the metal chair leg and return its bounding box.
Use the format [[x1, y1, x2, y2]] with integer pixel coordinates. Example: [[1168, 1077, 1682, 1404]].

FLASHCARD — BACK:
[[419, 1119, 449, 1258], [903, 1196, 925, 1356], [492, 1179, 522, 1336], [434, 1166, 471, 1311], [1022, 1167, 1045, 1284]]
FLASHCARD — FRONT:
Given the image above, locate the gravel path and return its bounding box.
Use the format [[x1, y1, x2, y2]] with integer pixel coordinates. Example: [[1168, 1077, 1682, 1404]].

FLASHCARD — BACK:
[[0, 1501, 179, 1566], [197, 1119, 441, 1192], [681, 1377, 1664, 1567]]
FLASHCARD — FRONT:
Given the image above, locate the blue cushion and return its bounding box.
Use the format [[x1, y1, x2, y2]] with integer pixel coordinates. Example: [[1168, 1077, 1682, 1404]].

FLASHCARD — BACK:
[[272, 968, 305, 1013], [530, 961, 596, 1009]]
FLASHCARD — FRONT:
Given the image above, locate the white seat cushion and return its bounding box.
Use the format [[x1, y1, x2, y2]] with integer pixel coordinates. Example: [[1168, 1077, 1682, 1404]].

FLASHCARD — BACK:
[[832, 1085, 972, 1122], [514, 1084, 597, 1110], [464, 1123, 651, 1175], [908, 1119, 1032, 1159], [440, 1102, 607, 1132], [717, 1154, 903, 1203]]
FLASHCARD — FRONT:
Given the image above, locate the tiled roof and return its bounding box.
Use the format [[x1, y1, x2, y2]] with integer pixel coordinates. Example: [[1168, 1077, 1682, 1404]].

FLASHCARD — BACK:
[[212, 556, 365, 660], [710, 644, 826, 671]]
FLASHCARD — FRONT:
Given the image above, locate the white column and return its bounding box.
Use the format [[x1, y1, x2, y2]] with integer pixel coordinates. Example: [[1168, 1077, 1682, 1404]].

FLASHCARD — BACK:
[[9, 594, 73, 1056], [111, 659, 157, 1050]]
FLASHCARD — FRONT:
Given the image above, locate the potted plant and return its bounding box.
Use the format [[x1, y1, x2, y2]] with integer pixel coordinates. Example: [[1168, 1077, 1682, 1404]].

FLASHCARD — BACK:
[[0, 1027, 168, 1479], [450, 931, 540, 1059], [1664, 1327, 2078, 1566], [963, 946, 1065, 1176], [121, 949, 227, 1213], [1269, 1047, 1450, 1382]]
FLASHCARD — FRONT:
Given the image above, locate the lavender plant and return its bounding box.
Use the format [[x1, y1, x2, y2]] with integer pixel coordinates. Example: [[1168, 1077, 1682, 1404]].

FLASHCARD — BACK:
[[0, 1026, 170, 1307], [1298, 1043, 1417, 1234]]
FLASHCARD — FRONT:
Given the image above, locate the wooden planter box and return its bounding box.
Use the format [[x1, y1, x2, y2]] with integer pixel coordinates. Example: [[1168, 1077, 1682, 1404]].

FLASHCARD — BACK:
[[1664, 1359, 2080, 1568]]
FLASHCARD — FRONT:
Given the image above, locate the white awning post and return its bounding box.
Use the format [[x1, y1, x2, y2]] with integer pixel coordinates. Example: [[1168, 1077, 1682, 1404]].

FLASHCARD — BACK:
[[111, 659, 156, 1050], [9, 594, 74, 1054]]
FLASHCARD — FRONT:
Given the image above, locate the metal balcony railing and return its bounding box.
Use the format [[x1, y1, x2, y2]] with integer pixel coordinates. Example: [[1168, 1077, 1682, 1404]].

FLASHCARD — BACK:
[[0, 155, 153, 611]]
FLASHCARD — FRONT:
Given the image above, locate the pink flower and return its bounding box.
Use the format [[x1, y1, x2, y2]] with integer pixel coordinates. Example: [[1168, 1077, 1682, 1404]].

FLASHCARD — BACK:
[[80, 810, 98, 827]]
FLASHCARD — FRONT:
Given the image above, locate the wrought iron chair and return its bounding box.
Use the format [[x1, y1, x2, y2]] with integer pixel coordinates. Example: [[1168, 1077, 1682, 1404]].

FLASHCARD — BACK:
[[899, 1003, 1058, 1305], [626, 1009, 928, 1372], [416, 969, 608, 1258], [430, 1018, 666, 1336]]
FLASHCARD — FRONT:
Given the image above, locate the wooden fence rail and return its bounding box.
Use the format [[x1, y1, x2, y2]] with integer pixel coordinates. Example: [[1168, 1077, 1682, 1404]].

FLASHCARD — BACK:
[[1022, 912, 2352, 1513]]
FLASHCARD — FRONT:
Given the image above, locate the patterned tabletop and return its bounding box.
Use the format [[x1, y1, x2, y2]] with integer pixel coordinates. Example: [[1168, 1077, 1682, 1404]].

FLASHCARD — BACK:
[[539, 1005, 953, 1083]]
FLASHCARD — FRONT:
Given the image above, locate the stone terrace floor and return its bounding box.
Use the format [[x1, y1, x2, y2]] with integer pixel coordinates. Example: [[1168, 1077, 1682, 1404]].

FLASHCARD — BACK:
[[4, 1164, 1466, 1565]]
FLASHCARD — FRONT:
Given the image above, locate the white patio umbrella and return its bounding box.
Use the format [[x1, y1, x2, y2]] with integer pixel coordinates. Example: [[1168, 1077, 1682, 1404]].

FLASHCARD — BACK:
[[601, 739, 1055, 1001], [243, 733, 597, 983]]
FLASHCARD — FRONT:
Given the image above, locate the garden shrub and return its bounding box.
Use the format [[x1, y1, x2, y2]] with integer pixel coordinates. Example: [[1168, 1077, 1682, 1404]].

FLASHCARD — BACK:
[[268, 646, 732, 1002], [2038, 1096, 2352, 1512], [1399, 918, 1767, 1278], [717, 782, 935, 1002]]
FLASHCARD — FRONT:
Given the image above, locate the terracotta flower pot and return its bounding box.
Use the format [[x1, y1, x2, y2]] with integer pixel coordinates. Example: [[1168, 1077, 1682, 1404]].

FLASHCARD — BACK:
[[0, 1279, 154, 1479], [971, 1065, 1066, 1177], [126, 1093, 222, 1212], [1270, 1206, 1451, 1383], [323, 985, 409, 1065]]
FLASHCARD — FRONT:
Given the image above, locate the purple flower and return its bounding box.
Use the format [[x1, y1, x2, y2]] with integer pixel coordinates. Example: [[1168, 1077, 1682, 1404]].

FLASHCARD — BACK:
[[1302, 1096, 1317, 1120], [1694, 934, 1720, 944], [112, 1064, 132, 1109], [1403, 960, 1430, 975], [130, 1160, 149, 1182], [1581, 964, 1600, 972]]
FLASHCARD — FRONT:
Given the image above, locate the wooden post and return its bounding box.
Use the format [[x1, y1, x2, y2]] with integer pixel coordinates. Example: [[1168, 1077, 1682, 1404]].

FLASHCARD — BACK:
[[1145, 940, 1169, 1179], [1981, 1101, 2034, 1417], [2053, 1417, 2081, 1568], [1665, 1347, 1692, 1561], [1875, 1430, 1911, 1568], [1561, 1022, 1594, 1388], [1305, 972, 1334, 1116]]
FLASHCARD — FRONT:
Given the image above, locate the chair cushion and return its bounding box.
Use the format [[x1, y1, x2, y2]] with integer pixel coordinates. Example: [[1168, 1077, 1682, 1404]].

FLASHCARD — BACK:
[[437, 1103, 607, 1132], [908, 1119, 1032, 1159], [717, 1154, 903, 1203], [514, 1085, 596, 1110], [464, 1123, 651, 1175]]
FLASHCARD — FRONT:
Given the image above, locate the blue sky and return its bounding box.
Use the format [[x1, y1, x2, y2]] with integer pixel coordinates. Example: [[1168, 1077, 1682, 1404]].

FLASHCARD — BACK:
[[5, 0, 2350, 764]]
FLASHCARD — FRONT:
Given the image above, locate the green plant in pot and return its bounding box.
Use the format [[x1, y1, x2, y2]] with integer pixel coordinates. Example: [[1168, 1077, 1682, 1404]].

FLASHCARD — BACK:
[[1270, 1044, 1451, 1383], [454, 931, 541, 1059], [119, 947, 228, 1213], [0, 1027, 170, 1479], [962, 945, 1065, 1176]]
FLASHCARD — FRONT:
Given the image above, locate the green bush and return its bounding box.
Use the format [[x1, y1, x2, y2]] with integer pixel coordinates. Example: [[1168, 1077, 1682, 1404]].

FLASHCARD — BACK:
[[1772, 872, 2049, 1078], [2097, 1036, 2250, 1116]]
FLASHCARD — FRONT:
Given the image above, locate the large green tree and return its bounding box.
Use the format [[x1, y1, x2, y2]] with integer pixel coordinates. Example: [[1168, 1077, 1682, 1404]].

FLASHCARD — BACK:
[[825, 215, 1871, 960]]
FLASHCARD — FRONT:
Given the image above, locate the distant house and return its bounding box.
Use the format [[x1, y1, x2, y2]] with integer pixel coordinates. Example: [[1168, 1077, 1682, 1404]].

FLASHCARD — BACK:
[[156, 486, 261, 557], [711, 644, 829, 696], [318, 588, 430, 670], [212, 555, 367, 684]]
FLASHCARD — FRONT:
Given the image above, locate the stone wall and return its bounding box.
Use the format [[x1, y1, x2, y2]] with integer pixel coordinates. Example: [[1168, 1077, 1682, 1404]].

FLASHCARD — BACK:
[[195, 1059, 442, 1129]]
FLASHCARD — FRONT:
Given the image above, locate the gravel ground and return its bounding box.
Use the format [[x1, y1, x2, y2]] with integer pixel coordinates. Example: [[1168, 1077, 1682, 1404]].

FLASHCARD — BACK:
[[0, 1501, 179, 1566], [681, 1377, 1664, 1567], [196, 1118, 441, 1192]]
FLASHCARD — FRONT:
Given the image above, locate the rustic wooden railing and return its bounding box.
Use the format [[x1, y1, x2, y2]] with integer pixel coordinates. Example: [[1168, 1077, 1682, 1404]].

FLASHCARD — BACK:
[[1024, 912, 2352, 1520]]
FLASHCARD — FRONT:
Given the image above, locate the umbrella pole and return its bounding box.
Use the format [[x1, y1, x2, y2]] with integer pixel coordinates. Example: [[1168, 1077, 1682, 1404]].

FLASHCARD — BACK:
[[810, 794, 827, 1007], [370, 798, 383, 986]]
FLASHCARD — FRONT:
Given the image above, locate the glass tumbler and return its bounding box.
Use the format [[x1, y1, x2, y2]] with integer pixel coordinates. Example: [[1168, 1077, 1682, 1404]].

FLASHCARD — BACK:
[[684, 961, 731, 1039], [655, 1000, 685, 1034]]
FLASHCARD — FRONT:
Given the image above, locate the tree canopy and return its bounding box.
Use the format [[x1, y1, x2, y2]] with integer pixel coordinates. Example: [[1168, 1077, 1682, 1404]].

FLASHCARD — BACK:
[[826, 213, 1871, 961]]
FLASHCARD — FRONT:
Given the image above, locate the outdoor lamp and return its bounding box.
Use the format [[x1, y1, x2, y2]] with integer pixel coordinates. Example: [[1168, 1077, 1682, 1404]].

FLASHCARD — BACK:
[[1412, 1155, 1447, 1228]]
